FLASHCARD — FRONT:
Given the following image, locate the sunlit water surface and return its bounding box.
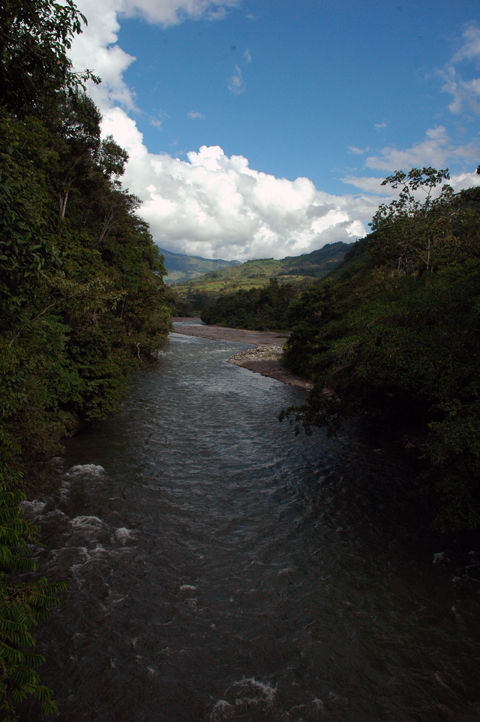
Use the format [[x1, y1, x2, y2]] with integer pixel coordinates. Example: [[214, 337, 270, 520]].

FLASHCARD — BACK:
[[22, 333, 480, 721]]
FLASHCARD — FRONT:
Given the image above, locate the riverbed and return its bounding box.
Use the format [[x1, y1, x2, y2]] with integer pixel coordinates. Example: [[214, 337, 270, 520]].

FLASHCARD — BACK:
[[172, 317, 311, 389]]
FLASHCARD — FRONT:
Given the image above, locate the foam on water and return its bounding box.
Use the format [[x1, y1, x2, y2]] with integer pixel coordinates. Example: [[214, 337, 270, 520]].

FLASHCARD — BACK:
[[66, 463, 105, 477], [21, 499, 46, 516], [228, 677, 277, 706], [210, 699, 234, 721], [71, 514, 105, 529], [113, 527, 136, 545], [59, 465, 106, 504]]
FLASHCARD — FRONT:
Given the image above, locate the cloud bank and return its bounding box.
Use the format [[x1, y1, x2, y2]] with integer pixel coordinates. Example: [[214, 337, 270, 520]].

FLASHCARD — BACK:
[[70, 2, 480, 260], [70, 0, 376, 259], [102, 108, 374, 260]]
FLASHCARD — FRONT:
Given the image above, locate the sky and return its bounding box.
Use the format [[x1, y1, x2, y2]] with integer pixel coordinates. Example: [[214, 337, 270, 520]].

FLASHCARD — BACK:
[[69, 0, 480, 261]]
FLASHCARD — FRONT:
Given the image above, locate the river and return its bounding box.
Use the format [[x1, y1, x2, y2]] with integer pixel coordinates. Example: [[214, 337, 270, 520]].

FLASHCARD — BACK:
[[22, 331, 480, 721]]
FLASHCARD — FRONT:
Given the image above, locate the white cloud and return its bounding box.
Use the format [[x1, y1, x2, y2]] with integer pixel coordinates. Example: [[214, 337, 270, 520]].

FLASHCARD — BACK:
[[187, 110, 205, 119], [341, 175, 391, 194], [71, 0, 240, 112], [440, 22, 480, 114], [452, 23, 480, 64], [119, 0, 239, 26], [442, 68, 480, 114], [69, 0, 137, 110], [227, 64, 246, 94], [449, 170, 480, 192], [364, 126, 479, 172], [343, 168, 480, 199], [348, 146, 369, 155], [68, 2, 480, 264], [100, 111, 373, 259], [374, 122, 388, 129]]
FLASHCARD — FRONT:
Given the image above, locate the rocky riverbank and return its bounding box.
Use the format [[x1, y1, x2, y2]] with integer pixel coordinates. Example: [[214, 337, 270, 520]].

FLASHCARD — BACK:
[[172, 318, 313, 390]]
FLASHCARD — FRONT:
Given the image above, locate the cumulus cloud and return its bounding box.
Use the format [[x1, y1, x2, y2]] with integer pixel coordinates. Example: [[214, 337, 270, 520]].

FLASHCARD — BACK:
[[101, 109, 374, 259], [69, 0, 137, 111], [341, 176, 391, 194], [68, 2, 480, 263], [187, 110, 205, 119], [71, 0, 240, 111], [344, 170, 480, 208], [71, 1, 376, 261], [452, 23, 480, 64]]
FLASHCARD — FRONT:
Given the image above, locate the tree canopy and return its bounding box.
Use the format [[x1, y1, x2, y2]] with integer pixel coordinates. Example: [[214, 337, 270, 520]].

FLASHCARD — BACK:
[[0, 1, 172, 716], [283, 170, 480, 534]]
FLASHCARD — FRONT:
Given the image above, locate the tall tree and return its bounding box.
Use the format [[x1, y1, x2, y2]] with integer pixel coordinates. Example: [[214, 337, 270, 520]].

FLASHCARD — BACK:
[[369, 167, 455, 273], [0, 0, 95, 117], [0, 2, 172, 717]]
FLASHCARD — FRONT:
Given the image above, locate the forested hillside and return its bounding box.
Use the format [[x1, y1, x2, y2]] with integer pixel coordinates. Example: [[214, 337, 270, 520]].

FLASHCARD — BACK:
[[283, 168, 480, 534], [201, 278, 297, 330], [175, 242, 351, 316], [0, 1, 172, 716]]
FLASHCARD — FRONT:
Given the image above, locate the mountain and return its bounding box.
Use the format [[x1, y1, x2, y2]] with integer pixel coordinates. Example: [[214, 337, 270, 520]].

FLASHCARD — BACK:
[[158, 247, 240, 283], [173, 242, 353, 293], [171, 242, 353, 316]]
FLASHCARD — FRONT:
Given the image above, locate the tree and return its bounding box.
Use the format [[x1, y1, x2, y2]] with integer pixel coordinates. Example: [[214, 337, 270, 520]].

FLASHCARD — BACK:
[[0, 2, 172, 717], [0, 0, 96, 117], [282, 169, 480, 532], [369, 167, 455, 273], [0, 460, 65, 720]]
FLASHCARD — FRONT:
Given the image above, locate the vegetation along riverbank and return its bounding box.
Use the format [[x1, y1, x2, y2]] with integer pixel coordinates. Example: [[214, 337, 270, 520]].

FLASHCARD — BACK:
[[0, 2, 173, 716], [1, 0, 480, 717], [192, 168, 480, 540]]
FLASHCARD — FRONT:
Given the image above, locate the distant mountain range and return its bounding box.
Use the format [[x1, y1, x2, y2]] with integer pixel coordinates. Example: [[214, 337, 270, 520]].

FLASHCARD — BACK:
[[158, 247, 240, 283], [159, 242, 353, 286]]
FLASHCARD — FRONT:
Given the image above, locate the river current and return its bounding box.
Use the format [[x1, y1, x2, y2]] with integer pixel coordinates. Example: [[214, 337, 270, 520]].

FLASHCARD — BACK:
[[22, 330, 480, 721]]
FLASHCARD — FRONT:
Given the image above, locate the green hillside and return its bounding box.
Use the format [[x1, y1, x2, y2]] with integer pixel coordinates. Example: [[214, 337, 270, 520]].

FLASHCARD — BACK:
[[283, 172, 480, 533], [173, 242, 351, 313], [159, 247, 240, 283]]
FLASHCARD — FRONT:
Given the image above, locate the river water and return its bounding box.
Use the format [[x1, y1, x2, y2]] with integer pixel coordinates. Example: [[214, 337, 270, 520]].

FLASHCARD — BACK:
[[22, 331, 480, 721]]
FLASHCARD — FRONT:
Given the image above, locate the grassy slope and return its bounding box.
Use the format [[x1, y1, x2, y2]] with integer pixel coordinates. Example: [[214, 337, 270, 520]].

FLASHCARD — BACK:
[[172, 242, 352, 297]]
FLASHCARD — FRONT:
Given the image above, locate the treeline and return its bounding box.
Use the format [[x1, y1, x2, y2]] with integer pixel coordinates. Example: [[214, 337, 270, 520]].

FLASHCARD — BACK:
[[283, 169, 480, 533], [171, 242, 351, 315], [201, 278, 298, 330], [0, 1, 172, 716]]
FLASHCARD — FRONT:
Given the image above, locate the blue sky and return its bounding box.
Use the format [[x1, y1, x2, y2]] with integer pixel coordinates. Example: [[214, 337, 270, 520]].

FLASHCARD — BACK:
[[70, 0, 480, 260]]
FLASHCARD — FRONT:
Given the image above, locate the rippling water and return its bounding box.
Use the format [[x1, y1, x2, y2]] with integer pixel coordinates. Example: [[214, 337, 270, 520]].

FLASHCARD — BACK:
[[22, 333, 480, 721]]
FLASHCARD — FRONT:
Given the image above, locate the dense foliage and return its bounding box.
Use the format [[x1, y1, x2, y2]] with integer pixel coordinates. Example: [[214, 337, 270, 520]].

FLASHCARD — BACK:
[[200, 278, 297, 330], [0, 1, 172, 716], [173, 242, 350, 315], [283, 169, 480, 533]]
